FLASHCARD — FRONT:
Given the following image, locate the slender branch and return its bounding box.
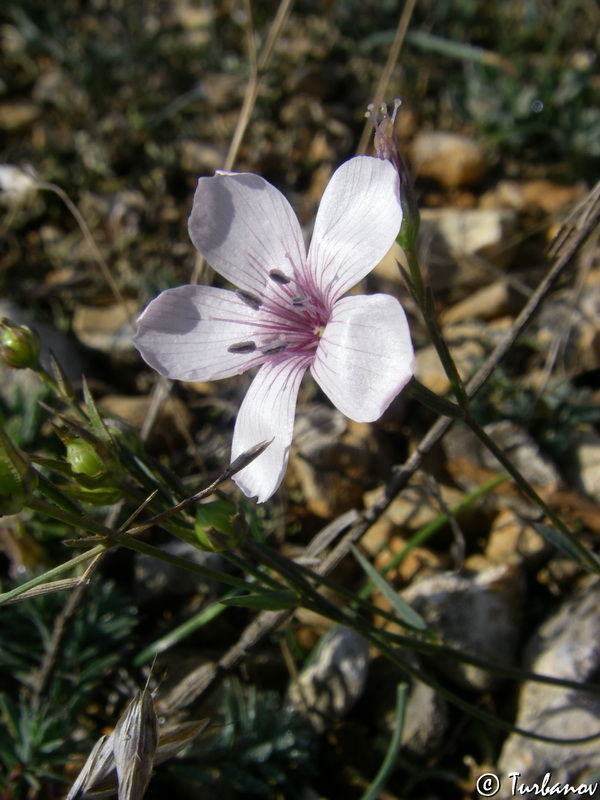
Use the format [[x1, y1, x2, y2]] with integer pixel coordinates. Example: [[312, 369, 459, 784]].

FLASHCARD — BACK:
[[357, 0, 417, 154]]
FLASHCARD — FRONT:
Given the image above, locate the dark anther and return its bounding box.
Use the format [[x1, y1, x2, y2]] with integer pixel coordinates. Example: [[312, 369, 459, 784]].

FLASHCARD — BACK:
[[291, 296, 308, 306], [228, 341, 257, 354], [235, 289, 262, 310], [262, 343, 287, 355], [268, 269, 291, 285]]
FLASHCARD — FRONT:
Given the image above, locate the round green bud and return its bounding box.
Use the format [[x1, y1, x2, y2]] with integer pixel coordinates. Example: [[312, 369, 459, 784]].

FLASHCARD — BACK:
[[194, 498, 244, 552], [66, 438, 106, 478], [0, 319, 41, 370]]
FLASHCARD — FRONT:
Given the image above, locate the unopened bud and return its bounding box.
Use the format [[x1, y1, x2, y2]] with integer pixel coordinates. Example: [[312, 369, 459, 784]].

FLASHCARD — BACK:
[[0, 429, 38, 515], [66, 437, 107, 478], [366, 99, 420, 250], [0, 318, 41, 370], [195, 497, 244, 551]]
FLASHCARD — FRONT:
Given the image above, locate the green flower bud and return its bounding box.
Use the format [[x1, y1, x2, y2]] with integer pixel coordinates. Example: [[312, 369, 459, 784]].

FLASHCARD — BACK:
[[0, 318, 41, 370], [0, 429, 38, 515], [66, 437, 107, 478], [194, 497, 244, 552]]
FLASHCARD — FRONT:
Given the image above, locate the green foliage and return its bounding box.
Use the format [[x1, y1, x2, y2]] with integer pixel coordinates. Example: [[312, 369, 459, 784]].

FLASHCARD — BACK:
[[461, 56, 600, 168], [168, 680, 315, 799], [0, 582, 137, 796], [470, 370, 600, 460]]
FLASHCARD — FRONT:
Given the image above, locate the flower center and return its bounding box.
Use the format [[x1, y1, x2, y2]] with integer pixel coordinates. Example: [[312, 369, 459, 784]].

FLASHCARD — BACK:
[[228, 269, 329, 365]]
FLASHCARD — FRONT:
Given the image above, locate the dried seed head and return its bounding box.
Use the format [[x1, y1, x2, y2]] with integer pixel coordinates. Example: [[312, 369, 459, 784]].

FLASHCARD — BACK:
[[113, 689, 159, 800], [67, 733, 116, 800]]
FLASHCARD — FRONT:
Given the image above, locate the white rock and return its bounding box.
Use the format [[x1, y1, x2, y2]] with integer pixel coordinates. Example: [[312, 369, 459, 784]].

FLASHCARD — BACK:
[[287, 627, 370, 733], [420, 207, 518, 274], [401, 564, 525, 691], [410, 132, 487, 188], [497, 577, 600, 796]]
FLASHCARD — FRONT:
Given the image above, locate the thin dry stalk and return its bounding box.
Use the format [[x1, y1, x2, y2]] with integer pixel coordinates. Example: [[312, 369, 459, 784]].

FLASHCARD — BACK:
[[35, 180, 134, 324], [357, 0, 418, 155], [190, 0, 294, 285], [143, 0, 294, 445]]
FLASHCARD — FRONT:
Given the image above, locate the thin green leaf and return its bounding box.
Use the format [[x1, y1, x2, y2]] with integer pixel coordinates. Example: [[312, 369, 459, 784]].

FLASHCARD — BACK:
[[360, 683, 408, 800], [351, 545, 428, 632], [220, 591, 298, 611], [133, 596, 234, 666], [0, 546, 103, 607], [35, 471, 88, 517], [534, 523, 600, 573], [82, 376, 113, 443]]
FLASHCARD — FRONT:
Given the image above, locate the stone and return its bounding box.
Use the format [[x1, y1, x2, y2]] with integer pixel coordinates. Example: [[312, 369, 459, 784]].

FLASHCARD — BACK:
[[72, 304, 137, 359], [364, 654, 449, 758], [364, 478, 465, 535], [444, 420, 561, 493], [414, 320, 510, 395], [485, 508, 551, 568], [401, 564, 525, 691], [439, 280, 516, 324], [290, 404, 376, 517], [98, 394, 193, 453], [419, 207, 518, 274], [480, 179, 585, 215], [32, 67, 88, 113], [569, 429, 600, 503], [287, 627, 370, 733], [180, 140, 226, 175], [497, 577, 600, 796], [410, 132, 488, 189], [0, 102, 39, 131], [530, 275, 600, 375]]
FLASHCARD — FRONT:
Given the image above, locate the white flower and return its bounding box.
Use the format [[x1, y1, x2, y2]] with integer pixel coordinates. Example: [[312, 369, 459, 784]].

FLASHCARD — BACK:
[[135, 156, 415, 502]]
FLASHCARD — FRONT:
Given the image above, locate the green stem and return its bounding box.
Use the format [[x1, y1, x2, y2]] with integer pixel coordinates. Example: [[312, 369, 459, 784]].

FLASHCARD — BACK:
[[404, 247, 469, 405], [360, 683, 408, 800], [28, 496, 115, 538], [0, 546, 104, 606]]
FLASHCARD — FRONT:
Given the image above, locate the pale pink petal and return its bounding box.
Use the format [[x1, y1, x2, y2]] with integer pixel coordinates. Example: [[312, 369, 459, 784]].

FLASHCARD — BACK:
[[307, 156, 402, 303], [232, 358, 308, 503], [310, 294, 414, 422], [134, 285, 265, 381], [188, 172, 308, 296]]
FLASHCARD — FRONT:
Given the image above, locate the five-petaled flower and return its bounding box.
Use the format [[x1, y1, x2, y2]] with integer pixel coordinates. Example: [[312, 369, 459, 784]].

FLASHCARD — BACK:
[[134, 155, 415, 502]]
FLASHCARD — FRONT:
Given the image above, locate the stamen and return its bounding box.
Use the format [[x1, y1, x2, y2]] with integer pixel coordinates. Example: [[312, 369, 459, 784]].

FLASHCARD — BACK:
[[269, 269, 291, 285], [235, 289, 262, 310], [291, 296, 309, 306], [227, 341, 257, 354], [262, 343, 287, 355]]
